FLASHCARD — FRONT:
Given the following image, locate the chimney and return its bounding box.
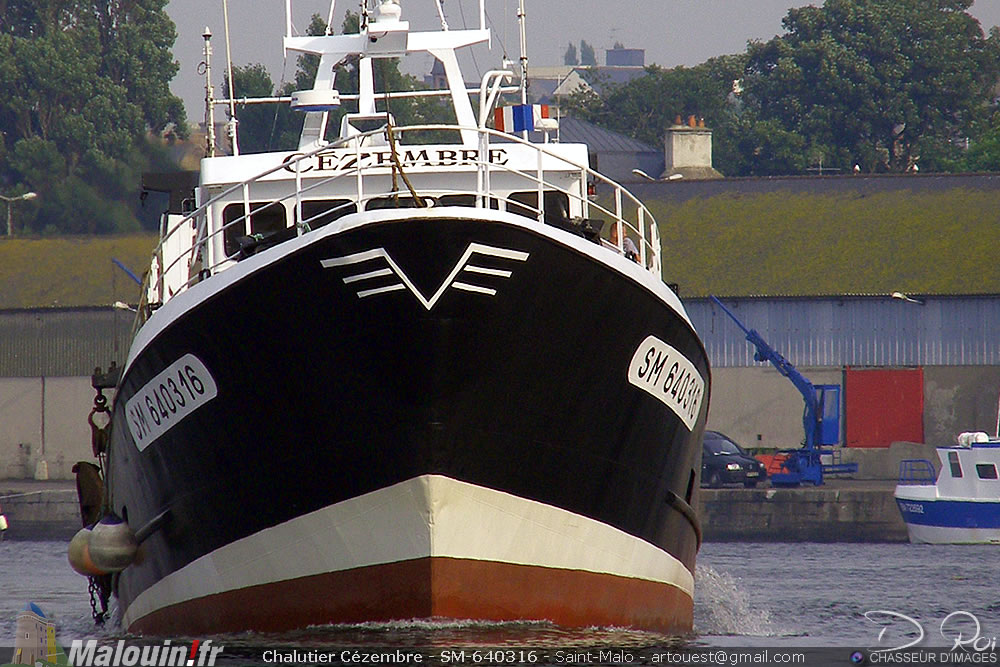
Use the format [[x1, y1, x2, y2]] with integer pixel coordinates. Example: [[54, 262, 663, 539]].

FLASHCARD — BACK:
[[605, 47, 645, 67], [663, 117, 722, 179]]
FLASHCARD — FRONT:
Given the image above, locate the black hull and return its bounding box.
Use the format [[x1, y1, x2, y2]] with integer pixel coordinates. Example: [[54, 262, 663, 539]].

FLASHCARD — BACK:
[[106, 213, 710, 632]]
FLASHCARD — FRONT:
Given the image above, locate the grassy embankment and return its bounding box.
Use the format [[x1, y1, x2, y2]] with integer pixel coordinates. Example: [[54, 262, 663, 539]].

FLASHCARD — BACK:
[[644, 188, 1000, 297], [0, 234, 158, 309], [3, 188, 999, 307]]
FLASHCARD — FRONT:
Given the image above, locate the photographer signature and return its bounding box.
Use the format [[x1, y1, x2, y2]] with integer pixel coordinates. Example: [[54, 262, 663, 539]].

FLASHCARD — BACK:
[[865, 610, 997, 653]]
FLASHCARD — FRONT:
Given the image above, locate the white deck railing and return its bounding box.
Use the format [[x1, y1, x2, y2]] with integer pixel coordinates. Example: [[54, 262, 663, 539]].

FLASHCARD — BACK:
[[142, 124, 662, 316]]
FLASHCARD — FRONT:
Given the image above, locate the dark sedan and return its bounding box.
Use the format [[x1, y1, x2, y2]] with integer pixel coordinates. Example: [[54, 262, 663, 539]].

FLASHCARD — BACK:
[[701, 430, 768, 488]]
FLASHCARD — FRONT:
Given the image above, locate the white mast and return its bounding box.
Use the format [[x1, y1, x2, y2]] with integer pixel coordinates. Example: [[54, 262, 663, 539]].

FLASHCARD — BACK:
[[326, 0, 338, 34], [517, 0, 528, 107], [222, 0, 240, 155], [517, 0, 529, 140], [434, 0, 449, 30]]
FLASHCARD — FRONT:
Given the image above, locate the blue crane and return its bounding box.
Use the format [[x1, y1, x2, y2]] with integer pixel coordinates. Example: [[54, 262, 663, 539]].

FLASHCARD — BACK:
[[710, 296, 858, 486]]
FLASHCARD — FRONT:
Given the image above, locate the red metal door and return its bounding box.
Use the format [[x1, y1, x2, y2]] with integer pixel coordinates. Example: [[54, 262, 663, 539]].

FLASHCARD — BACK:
[[845, 367, 924, 448]]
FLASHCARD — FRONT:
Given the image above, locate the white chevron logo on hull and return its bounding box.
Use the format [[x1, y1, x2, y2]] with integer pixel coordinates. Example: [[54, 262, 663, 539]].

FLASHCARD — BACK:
[[321, 243, 530, 310]]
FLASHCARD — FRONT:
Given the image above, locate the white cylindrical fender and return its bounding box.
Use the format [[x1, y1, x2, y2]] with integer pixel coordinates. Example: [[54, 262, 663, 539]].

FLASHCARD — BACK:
[[88, 515, 138, 573]]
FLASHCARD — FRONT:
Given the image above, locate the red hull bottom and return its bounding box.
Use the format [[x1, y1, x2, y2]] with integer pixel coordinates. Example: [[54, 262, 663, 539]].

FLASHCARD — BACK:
[[128, 556, 693, 636]]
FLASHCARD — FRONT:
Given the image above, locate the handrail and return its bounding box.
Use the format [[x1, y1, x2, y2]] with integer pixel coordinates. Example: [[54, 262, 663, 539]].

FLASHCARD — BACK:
[[155, 123, 658, 283], [146, 122, 663, 315], [898, 459, 936, 485]]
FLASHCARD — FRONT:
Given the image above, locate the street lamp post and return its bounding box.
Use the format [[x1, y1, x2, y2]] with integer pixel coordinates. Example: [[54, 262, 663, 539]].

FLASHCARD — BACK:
[[1, 192, 37, 236]]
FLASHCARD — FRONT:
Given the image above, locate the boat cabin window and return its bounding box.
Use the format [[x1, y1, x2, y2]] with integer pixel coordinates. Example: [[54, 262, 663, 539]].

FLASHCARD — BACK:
[[367, 196, 433, 210], [330, 113, 393, 146], [976, 463, 998, 480], [437, 194, 499, 209], [366, 195, 502, 211], [223, 202, 288, 257], [948, 451, 963, 478], [329, 112, 461, 145], [298, 200, 357, 229], [507, 191, 570, 225]]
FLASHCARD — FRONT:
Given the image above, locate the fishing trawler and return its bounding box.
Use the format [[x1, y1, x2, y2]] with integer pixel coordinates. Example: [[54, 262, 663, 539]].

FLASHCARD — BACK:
[[896, 430, 1000, 544], [73, 0, 710, 635]]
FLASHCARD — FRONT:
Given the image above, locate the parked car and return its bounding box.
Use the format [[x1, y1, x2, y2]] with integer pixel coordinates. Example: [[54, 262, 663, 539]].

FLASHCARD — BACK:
[[701, 431, 768, 488]]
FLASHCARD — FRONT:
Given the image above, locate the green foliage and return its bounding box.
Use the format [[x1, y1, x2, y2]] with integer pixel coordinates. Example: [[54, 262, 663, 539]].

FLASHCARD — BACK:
[[961, 110, 1000, 172], [580, 40, 597, 67], [720, 117, 809, 176], [744, 0, 1000, 174], [0, 0, 188, 235], [565, 54, 747, 164], [224, 64, 287, 154], [564, 42, 578, 66], [568, 0, 1000, 176], [647, 188, 1000, 296]]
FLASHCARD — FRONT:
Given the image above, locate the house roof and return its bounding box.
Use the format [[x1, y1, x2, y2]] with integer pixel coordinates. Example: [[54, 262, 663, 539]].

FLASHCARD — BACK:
[[556, 116, 660, 154], [527, 65, 646, 101], [21, 602, 46, 618]]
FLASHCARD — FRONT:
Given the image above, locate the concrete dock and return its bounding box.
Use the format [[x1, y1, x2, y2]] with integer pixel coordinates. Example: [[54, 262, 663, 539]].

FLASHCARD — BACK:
[[1, 480, 81, 540], [697, 479, 907, 542], [1, 478, 909, 543]]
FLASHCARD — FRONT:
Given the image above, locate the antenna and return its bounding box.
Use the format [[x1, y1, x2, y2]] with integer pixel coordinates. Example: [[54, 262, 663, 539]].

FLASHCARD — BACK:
[[995, 389, 999, 440], [201, 26, 216, 157], [517, 0, 527, 107], [222, 0, 240, 155], [326, 0, 337, 34], [435, 0, 449, 30]]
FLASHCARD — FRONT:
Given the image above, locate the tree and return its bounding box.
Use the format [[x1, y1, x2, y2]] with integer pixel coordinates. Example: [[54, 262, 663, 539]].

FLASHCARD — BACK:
[[93, 0, 188, 136], [224, 64, 284, 154], [579, 40, 597, 67], [963, 109, 1000, 172], [565, 55, 748, 160], [564, 42, 578, 66], [742, 0, 1000, 173], [0, 0, 187, 234]]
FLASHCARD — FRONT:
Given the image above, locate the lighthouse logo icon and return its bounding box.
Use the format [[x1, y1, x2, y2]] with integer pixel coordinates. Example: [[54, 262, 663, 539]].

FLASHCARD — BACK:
[[5, 602, 67, 666]]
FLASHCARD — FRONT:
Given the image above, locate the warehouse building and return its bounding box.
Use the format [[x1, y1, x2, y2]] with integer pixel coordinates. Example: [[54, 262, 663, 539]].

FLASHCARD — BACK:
[[2, 173, 1000, 479], [687, 295, 1000, 454]]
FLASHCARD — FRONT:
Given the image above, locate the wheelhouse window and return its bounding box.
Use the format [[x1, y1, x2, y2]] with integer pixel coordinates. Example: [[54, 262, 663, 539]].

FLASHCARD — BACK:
[[976, 463, 998, 480], [366, 196, 432, 210], [298, 200, 357, 229], [436, 194, 499, 209], [948, 451, 963, 478], [506, 191, 570, 225], [222, 202, 288, 256]]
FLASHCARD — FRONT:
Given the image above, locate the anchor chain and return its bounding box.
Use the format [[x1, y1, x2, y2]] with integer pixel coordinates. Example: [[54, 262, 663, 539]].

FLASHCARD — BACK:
[[88, 575, 110, 625], [84, 363, 118, 625]]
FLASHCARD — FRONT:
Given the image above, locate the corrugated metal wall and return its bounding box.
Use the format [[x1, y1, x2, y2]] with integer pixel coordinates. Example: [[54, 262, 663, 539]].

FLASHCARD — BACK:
[[0, 308, 133, 377], [3, 296, 999, 377], [687, 295, 1000, 368]]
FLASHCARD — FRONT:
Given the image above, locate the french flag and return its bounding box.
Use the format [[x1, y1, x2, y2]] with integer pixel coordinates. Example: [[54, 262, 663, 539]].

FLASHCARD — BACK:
[[495, 104, 550, 133]]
